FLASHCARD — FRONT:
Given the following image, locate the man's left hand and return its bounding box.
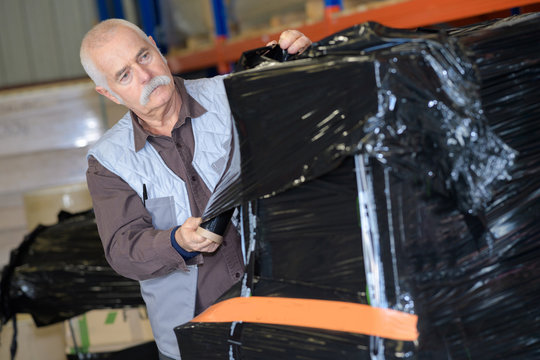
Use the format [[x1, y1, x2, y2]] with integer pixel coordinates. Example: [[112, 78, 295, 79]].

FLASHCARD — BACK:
[[267, 30, 312, 55]]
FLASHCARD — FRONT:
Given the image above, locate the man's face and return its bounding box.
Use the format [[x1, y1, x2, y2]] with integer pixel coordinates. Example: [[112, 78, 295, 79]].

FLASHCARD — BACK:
[[92, 26, 175, 115]]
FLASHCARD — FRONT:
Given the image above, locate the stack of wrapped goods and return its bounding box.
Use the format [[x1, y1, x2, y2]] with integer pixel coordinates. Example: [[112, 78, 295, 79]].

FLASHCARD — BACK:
[[0, 210, 145, 326], [176, 13, 540, 359]]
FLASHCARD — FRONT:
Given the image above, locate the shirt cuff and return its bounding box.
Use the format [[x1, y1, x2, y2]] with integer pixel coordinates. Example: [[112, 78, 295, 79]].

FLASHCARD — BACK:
[[171, 226, 200, 260]]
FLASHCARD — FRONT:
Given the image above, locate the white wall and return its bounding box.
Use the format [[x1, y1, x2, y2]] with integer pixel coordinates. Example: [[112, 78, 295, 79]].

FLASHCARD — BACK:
[[0, 0, 97, 88]]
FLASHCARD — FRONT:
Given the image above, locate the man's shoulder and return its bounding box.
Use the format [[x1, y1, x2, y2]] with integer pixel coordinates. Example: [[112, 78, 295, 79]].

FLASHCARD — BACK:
[[184, 75, 227, 96], [184, 75, 229, 113]]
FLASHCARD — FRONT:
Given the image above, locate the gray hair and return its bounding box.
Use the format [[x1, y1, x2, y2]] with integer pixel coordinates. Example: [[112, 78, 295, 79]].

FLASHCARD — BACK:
[[80, 18, 152, 99]]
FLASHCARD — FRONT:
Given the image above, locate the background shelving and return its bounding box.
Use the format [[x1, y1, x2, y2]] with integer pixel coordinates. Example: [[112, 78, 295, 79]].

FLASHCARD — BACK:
[[164, 0, 540, 75]]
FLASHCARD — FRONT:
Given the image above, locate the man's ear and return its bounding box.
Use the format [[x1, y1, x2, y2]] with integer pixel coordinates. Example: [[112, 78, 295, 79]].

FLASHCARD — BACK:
[[96, 86, 122, 105], [149, 35, 157, 47]]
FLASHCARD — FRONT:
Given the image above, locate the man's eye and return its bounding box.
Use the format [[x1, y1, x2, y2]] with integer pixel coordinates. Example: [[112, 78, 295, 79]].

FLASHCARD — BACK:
[[119, 72, 130, 83], [140, 53, 151, 63]]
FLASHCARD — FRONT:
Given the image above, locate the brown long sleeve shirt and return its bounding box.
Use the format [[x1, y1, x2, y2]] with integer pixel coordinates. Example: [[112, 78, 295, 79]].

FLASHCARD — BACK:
[[86, 77, 244, 313]]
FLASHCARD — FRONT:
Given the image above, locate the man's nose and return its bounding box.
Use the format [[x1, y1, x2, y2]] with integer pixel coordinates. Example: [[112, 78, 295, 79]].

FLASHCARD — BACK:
[[135, 64, 152, 83]]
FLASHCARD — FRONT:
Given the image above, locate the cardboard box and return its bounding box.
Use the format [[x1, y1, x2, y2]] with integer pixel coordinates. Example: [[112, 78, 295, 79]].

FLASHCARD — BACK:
[[65, 307, 154, 355]]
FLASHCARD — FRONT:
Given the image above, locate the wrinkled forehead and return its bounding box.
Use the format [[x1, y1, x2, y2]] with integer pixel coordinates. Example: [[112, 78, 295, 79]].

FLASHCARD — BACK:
[[92, 27, 149, 75]]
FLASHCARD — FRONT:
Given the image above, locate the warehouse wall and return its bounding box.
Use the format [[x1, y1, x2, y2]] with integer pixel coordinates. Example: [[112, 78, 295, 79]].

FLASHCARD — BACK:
[[0, 0, 98, 88]]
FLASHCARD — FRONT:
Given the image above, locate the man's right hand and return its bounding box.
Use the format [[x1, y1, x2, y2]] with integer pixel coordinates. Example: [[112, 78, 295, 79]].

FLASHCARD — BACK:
[[175, 217, 220, 253]]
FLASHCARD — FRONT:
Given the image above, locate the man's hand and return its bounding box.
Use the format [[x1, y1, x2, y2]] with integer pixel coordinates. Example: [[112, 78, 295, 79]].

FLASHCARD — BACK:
[[267, 30, 312, 55], [175, 217, 220, 253]]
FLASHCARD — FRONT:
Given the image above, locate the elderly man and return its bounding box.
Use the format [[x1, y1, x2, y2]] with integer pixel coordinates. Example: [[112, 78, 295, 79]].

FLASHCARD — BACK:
[[80, 19, 311, 360]]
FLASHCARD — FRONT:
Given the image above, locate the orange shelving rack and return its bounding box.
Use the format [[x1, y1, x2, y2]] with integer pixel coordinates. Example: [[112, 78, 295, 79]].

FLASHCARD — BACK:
[[165, 0, 540, 74]]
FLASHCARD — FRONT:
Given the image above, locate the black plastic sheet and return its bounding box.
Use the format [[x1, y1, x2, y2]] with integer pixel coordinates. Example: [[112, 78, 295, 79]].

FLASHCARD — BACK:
[[178, 157, 416, 359], [0, 210, 144, 327], [177, 13, 540, 359], [202, 20, 516, 221], [65, 341, 159, 360]]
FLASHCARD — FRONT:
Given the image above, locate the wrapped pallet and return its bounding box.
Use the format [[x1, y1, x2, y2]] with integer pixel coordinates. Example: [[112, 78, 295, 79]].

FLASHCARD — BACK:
[[175, 13, 540, 359]]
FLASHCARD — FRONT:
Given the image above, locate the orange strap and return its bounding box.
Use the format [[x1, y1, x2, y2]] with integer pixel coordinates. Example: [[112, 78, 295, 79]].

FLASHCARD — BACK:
[[191, 296, 418, 341]]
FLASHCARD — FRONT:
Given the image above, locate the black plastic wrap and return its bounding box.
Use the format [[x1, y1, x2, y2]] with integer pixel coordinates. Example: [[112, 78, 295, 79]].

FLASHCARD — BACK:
[[177, 13, 540, 360], [178, 322, 415, 360], [202, 20, 516, 221], [199, 208, 235, 239], [65, 341, 158, 360], [0, 210, 144, 327], [178, 157, 416, 359]]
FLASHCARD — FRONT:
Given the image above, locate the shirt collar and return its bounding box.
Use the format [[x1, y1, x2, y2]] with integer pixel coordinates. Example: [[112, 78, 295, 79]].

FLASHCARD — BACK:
[[131, 76, 208, 151]]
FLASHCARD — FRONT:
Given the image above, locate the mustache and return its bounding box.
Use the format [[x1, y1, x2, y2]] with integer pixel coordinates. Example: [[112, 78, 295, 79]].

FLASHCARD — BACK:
[[140, 75, 171, 105]]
